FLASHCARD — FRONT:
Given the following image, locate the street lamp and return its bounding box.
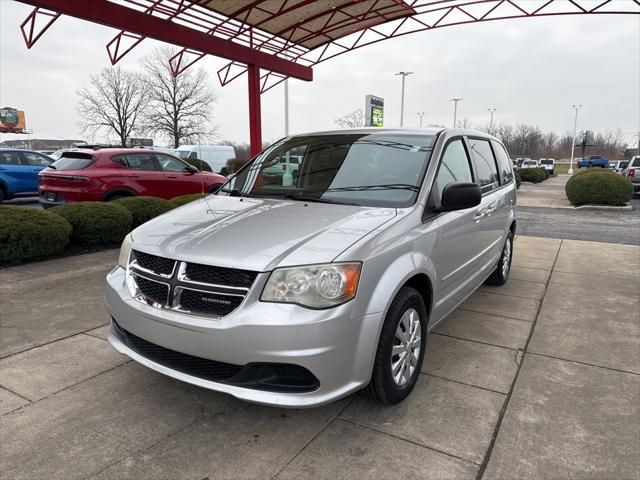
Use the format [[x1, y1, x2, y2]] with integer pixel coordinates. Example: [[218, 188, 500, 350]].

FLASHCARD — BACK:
[[284, 78, 289, 136], [395, 71, 413, 127], [568, 104, 582, 175], [488, 108, 496, 134], [417, 112, 425, 128], [450, 98, 463, 128]]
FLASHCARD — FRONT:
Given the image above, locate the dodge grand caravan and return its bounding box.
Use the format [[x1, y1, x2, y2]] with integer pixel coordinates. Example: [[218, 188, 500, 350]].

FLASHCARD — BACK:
[[106, 128, 517, 407]]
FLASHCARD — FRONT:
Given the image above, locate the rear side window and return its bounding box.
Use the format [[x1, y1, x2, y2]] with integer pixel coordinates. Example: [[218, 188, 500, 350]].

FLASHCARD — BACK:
[[124, 153, 157, 171], [51, 153, 96, 170], [0, 151, 21, 165], [434, 139, 473, 199], [492, 141, 514, 185], [468, 138, 499, 193], [632, 157, 640, 167]]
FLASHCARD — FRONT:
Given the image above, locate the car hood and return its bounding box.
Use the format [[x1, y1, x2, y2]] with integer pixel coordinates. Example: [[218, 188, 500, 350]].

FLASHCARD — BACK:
[[131, 195, 397, 271]]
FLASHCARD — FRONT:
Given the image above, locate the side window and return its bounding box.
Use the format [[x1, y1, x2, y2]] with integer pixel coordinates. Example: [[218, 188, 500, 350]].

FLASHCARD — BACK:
[[21, 152, 52, 167], [434, 139, 473, 199], [111, 155, 128, 167], [124, 153, 157, 171], [492, 141, 514, 185], [468, 138, 500, 193], [155, 154, 189, 172], [0, 152, 22, 165], [188, 152, 198, 159]]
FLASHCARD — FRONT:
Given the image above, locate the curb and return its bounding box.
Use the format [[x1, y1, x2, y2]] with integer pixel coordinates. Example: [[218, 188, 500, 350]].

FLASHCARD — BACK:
[[573, 204, 634, 212]]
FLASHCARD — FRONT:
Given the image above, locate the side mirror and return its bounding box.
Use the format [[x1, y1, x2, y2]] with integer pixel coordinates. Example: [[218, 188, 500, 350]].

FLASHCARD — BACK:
[[440, 182, 482, 212], [185, 164, 198, 174]]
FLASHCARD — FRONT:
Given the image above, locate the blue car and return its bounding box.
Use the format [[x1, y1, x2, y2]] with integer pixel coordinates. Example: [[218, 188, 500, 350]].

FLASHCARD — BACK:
[[0, 148, 53, 202]]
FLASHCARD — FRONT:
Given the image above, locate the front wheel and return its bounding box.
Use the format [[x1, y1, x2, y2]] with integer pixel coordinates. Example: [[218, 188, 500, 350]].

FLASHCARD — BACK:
[[485, 232, 513, 286], [363, 286, 427, 405]]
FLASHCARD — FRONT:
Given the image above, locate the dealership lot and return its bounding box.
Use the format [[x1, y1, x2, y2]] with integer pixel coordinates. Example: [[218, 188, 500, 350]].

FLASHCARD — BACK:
[[1, 235, 638, 479]]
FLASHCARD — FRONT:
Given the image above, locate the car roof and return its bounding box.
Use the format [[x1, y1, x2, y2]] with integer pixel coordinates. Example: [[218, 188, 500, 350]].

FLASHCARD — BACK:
[[0, 147, 43, 154], [286, 127, 500, 142]]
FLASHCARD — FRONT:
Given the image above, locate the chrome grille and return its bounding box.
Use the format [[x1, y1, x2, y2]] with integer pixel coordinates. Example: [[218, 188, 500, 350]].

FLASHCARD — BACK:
[[134, 275, 169, 305], [128, 252, 257, 318], [184, 262, 258, 288]]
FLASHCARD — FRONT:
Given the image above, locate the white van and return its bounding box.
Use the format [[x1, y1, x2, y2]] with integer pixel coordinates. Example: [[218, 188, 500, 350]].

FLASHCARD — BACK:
[[174, 145, 236, 175]]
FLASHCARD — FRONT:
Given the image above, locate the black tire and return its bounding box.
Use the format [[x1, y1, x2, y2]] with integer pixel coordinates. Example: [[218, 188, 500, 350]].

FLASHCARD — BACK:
[[363, 286, 427, 405], [220, 167, 229, 176], [104, 191, 134, 202], [485, 232, 513, 286], [208, 184, 223, 194], [0, 186, 5, 203]]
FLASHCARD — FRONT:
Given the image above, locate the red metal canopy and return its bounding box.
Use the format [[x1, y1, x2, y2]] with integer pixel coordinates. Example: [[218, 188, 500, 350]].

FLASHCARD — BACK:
[[16, 0, 640, 154]]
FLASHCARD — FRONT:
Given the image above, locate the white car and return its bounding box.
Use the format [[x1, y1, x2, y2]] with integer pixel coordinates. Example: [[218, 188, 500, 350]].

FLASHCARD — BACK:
[[520, 159, 539, 169], [174, 145, 236, 175], [538, 158, 555, 174]]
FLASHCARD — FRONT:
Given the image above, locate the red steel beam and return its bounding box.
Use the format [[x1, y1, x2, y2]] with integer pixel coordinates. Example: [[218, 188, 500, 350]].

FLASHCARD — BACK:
[[15, 0, 313, 81], [247, 64, 262, 157]]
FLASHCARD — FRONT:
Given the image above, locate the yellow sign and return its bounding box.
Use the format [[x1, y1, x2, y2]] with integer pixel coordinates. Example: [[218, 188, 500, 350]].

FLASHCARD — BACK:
[[0, 108, 27, 133]]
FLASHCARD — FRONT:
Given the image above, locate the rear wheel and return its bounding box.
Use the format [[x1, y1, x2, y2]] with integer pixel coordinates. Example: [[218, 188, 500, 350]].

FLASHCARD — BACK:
[[363, 286, 427, 405], [104, 191, 134, 202], [485, 232, 513, 286], [0, 187, 5, 203]]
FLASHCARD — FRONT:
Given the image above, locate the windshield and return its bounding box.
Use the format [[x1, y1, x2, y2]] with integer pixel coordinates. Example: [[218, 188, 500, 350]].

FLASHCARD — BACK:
[[540, 159, 553, 165], [51, 153, 96, 170], [224, 133, 436, 208], [176, 150, 190, 159]]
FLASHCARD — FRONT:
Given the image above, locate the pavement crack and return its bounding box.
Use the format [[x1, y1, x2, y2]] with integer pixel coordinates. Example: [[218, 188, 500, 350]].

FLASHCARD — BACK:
[[475, 238, 563, 480]]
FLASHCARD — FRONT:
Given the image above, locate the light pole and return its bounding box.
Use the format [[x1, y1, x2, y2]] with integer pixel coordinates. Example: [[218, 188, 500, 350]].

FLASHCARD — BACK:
[[395, 71, 413, 126], [488, 108, 496, 134], [450, 98, 463, 128], [417, 112, 425, 128], [568, 104, 582, 175]]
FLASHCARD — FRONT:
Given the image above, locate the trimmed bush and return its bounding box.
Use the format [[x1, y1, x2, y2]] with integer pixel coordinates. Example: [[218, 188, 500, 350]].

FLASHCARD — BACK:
[[518, 168, 548, 183], [50, 202, 132, 245], [170, 193, 206, 207], [114, 196, 173, 228], [0, 206, 72, 263], [185, 158, 212, 172], [566, 170, 633, 206], [514, 170, 522, 189]]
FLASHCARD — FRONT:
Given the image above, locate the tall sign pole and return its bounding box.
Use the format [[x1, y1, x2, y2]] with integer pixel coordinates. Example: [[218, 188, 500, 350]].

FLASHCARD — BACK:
[[568, 104, 582, 175], [395, 71, 413, 127]]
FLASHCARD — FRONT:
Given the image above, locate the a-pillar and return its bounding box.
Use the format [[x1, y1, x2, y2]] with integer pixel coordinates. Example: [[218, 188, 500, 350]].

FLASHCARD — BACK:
[[247, 64, 262, 157]]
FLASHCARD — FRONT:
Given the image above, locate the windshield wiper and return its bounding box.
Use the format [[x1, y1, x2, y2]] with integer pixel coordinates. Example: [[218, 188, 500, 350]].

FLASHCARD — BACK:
[[219, 188, 253, 198], [325, 183, 420, 193], [283, 193, 357, 206]]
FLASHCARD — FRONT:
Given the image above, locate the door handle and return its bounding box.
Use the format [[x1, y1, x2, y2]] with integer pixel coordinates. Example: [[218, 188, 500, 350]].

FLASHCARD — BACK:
[[167, 175, 177, 179], [473, 211, 485, 221]]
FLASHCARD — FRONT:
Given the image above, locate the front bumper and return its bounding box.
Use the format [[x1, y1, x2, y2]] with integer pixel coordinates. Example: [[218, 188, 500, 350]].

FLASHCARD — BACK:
[[105, 267, 382, 407]]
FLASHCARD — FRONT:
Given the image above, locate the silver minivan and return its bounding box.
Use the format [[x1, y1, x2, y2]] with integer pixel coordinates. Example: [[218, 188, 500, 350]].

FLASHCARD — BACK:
[[106, 128, 517, 407]]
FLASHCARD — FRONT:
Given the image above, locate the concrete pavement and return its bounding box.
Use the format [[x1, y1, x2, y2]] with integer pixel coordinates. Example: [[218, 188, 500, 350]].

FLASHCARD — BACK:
[[1, 237, 639, 479]]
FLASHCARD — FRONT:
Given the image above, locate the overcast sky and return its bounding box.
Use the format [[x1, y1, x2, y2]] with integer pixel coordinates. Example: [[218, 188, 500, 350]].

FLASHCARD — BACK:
[[1, 0, 639, 147]]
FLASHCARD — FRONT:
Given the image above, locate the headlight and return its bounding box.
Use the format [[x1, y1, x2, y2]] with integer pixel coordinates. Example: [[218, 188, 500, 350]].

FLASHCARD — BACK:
[[117, 233, 133, 269], [261, 263, 361, 309]]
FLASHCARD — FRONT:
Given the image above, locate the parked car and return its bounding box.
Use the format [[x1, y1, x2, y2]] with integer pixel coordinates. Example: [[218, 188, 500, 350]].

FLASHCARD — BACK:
[[514, 157, 529, 169], [38, 148, 226, 207], [538, 158, 555, 175], [577, 155, 609, 169], [174, 145, 236, 175], [0, 148, 53, 202], [611, 160, 629, 174], [623, 156, 640, 194], [520, 159, 539, 169], [105, 128, 517, 407]]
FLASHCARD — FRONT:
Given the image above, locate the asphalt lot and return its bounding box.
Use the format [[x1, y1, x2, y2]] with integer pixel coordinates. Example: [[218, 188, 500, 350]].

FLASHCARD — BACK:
[[1, 236, 639, 479]]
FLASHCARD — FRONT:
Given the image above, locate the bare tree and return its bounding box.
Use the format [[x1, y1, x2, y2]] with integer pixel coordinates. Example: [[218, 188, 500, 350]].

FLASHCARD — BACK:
[[142, 47, 217, 148], [456, 118, 473, 129], [77, 66, 148, 146], [334, 109, 365, 128]]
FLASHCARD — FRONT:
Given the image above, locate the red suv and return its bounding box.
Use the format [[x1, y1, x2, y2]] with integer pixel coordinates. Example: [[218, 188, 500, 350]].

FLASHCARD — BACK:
[[39, 149, 226, 207]]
